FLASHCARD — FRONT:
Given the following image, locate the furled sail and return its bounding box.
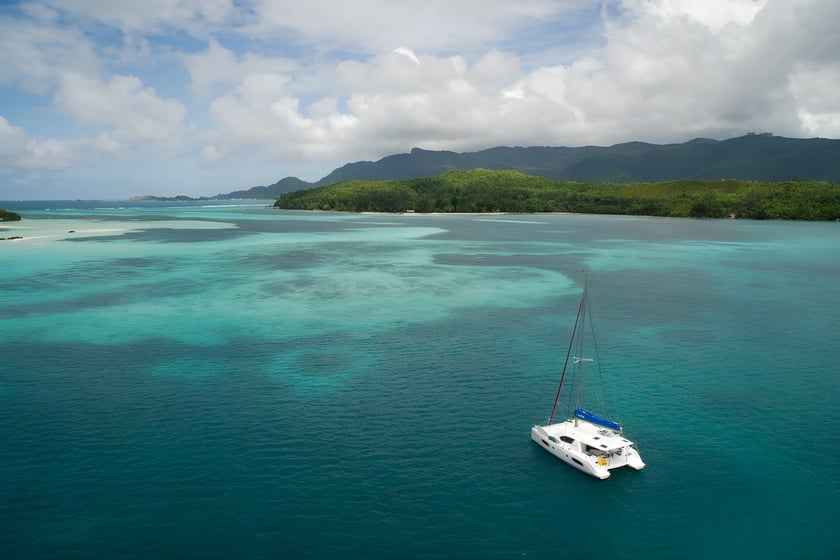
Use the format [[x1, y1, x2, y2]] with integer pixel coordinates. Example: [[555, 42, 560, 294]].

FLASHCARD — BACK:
[[574, 407, 621, 431]]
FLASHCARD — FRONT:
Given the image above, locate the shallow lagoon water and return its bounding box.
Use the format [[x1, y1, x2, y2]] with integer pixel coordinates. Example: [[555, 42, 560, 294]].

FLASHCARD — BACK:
[[2, 202, 839, 559]]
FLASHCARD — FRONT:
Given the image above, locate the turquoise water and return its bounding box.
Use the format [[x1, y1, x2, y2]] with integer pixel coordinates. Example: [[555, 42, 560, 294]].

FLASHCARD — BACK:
[[2, 203, 839, 559]]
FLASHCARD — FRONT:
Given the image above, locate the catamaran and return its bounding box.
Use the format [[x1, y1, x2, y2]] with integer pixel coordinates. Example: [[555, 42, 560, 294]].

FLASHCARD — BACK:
[[531, 277, 645, 479]]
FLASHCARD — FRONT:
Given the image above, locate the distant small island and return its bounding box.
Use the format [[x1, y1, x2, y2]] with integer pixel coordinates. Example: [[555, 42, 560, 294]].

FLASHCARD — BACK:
[[274, 169, 840, 220], [1, 208, 22, 221]]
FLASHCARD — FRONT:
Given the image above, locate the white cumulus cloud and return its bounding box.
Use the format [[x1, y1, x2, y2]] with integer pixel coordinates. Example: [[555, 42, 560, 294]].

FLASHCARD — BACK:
[[0, 116, 72, 171], [54, 72, 186, 152]]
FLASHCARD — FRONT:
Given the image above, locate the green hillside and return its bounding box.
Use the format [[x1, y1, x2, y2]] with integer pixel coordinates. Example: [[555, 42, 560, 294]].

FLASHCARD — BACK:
[[1, 208, 22, 221], [274, 169, 840, 220]]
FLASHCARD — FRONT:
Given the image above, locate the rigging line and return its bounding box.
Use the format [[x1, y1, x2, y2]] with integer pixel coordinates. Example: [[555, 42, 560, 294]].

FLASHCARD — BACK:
[[589, 285, 619, 425], [575, 279, 587, 412], [547, 292, 585, 425], [589, 302, 612, 421]]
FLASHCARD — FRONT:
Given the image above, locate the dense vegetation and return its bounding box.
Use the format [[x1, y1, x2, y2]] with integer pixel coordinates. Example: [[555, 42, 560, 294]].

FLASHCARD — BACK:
[[274, 169, 840, 220], [1, 208, 22, 221]]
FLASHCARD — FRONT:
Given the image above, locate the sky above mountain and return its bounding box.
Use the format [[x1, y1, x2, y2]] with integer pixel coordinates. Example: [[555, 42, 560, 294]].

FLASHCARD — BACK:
[[1, 0, 839, 199]]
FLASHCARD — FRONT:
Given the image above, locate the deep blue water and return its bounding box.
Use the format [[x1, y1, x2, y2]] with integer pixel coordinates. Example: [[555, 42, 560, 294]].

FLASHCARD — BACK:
[[2, 205, 839, 559]]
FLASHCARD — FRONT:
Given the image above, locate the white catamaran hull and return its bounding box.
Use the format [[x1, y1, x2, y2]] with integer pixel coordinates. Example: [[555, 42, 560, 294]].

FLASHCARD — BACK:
[[531, 420, 645, 479]]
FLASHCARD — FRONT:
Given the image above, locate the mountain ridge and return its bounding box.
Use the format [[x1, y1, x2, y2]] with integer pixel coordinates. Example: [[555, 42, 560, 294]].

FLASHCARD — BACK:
[[217, 134, 840, 199]]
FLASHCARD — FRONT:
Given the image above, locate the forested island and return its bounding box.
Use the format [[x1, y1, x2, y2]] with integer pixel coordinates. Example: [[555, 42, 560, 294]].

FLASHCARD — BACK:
[[274, 169, 840, 220], [1, 208, 22, 221]]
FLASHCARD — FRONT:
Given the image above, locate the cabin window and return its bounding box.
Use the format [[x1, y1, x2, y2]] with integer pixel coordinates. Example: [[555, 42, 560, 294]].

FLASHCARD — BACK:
[[572, 458, 584, 466], [548, 436, 558, 443], [560, 436, 574, 444]]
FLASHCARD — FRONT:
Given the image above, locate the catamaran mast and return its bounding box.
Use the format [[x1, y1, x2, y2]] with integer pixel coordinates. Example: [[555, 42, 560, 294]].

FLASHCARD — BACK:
[[575, 275, 588, 416], [547, 276, 586, 425]]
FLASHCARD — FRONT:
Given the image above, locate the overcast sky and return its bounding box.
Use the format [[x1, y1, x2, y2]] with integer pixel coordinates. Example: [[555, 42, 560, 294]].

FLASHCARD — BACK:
[[1, 0, 838, 199]]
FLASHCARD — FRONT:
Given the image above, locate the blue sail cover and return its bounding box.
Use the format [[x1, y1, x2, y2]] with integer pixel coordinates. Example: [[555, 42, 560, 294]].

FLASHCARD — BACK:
[[574, 408, 621, 431]]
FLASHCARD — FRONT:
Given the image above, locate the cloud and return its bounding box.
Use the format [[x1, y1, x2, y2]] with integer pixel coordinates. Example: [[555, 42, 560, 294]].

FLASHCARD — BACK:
[[200, 72, 359, 165], [790, 67, 840, 137], [183, 40, 298, 96], [39, 0, 237, 35], [193, 0, 840, 172], [54, 72, 186, 152], [0, 11, 100, 94], [241, 0, 585, 53], [0, 66, 186, 180], [199, 48, 584, 166], [621, 0, 767, 31], [0, 116, 72, 171], [592, 0, 840, 140]]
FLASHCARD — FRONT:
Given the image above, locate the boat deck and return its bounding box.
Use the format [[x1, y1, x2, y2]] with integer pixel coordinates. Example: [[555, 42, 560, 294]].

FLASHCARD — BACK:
[[541, 419, 634, 453]]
